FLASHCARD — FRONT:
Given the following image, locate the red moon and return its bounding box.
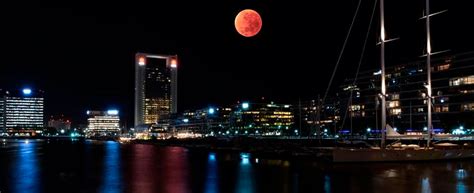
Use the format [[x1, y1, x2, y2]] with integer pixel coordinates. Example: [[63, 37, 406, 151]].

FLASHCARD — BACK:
[[235, 9, 262, 37]]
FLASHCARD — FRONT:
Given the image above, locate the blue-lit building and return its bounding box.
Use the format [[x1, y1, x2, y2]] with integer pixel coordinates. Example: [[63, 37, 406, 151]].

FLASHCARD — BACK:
[[0, 88, 44, 137]]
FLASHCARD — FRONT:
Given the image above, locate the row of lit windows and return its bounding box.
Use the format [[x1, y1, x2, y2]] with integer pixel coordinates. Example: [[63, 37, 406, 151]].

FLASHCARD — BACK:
[[461, 103, 474, 112], [349, 105, 365, 111], [6, 123, 43, 126], [5, 100, 43, 103], [389, 108, 401, 115], [273, 112, 292, 115], [6, 120, 42, 122], [350, 111, 366, 117], [6, 107, 43, 110], [5, 110, 43, 113], [5, 113, 43, 116], [434, 105, 449, 112], [6, 98, 43, 101], [388, 101, 400, 108], [450, 75, 474, 86]]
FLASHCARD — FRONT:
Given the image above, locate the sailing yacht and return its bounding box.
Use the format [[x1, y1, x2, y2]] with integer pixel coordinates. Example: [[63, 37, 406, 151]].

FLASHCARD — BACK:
[[332, 0, 474, 162]]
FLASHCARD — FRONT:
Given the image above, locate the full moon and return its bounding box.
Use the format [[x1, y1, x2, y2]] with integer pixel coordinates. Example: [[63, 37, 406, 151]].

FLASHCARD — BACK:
[[235, 9, 262, 37]]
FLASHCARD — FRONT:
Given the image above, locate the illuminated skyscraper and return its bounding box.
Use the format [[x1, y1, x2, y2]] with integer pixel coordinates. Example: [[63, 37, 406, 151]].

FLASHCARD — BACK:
[[0, 88, 44, 136], [135, 53, 178, 127]]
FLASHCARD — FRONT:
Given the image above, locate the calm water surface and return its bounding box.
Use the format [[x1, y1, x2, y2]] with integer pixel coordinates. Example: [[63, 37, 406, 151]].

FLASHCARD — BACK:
[[0, 139, 473, 193]]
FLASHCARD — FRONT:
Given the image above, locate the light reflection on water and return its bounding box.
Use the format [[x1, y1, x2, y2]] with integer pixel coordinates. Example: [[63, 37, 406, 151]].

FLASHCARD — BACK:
[[100, 141, 122, 193], [235, 153, 255, 193], [11, 140, 40, 193], [1, 140, 474, 193], [131, 144, 157, 193], [421, 177, 431, 193], [204, 152, 218, 193]]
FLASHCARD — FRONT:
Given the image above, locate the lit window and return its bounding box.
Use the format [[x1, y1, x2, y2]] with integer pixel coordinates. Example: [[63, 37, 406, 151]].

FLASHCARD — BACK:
[[442, 106, 449, 112], [388, 101, 399, 108], [389, 108, 401, 115], [349, 105, 361, 111], [461, 103, 474, 111], [450, 75, 474, 86], [437, 63, 450, 71]]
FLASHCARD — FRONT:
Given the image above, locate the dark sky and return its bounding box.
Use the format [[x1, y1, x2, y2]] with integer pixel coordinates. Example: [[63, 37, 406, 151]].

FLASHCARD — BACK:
[[0, 0, 473, 126]]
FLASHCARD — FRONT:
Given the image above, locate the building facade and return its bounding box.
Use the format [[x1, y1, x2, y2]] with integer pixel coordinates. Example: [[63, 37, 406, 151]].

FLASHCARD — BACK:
[[86, 110, 120, 137], [338, 52, 474, 134], [230, 102, 294, 136], [0, 88, 44, 136], [47, 115, 71, 132], [135, 53, 178, 127]]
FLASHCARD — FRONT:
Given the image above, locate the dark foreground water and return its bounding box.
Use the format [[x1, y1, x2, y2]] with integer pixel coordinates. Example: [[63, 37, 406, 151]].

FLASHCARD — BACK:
[[1, 139, 473, 193]]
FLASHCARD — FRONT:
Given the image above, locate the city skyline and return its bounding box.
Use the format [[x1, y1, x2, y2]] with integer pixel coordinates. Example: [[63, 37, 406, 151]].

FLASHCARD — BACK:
[[1, 0, 474, 125]]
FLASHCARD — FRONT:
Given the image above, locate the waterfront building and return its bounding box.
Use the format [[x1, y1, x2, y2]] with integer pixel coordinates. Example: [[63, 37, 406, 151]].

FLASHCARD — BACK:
[[0, 88, 44, 136], [230, 102, 294, 136], [85, 110, 120, 137], [47, 115, 71, 132], [134, 53, 178, 127], [339, 52, 474, 134]]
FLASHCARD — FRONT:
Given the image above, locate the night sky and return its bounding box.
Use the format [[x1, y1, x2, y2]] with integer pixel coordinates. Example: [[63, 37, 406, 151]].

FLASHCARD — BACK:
[[1, 0, 473, 126]]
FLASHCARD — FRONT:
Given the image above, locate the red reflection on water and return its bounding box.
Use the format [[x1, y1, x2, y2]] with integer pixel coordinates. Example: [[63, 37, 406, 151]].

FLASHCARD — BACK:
[[161, 147, 190, 193], [131, 144, 158, 193]]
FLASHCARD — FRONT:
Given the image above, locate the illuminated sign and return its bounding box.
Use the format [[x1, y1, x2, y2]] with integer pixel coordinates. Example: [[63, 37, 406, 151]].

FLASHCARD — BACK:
[[107, 110, 119, 115]]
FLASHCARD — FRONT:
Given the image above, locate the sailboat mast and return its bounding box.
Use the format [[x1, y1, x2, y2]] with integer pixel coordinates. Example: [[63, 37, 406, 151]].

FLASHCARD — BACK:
[[425, 0, 433, 148], [380, 0, 387, 148]]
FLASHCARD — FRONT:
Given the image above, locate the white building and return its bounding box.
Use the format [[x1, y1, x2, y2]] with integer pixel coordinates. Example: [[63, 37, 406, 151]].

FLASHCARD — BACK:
[[86, 110, 120, 137]]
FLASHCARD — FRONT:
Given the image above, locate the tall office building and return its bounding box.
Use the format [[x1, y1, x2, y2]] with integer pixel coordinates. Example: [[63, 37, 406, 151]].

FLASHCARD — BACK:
[[0, 88, 44, 136], [135, 53, 178, 127], [86, 110, 120, 137]]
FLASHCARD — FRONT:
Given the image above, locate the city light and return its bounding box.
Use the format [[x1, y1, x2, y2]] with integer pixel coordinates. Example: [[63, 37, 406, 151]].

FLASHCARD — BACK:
[[208, 108, 215, 114], [423, 127, 428, 131], [452, 129, 466, 135], [209, 153, 216, 161], [107, 110, 119, 115], [240, 153, 250, 165], [22, 88, 32, 95], [183, 118, 189, 123], [170, 58, 178, 68], [138, 56, 146, 66], [242, 102, 249, 109], [60, 129, 65, 134], [367, 128, 371, 132]]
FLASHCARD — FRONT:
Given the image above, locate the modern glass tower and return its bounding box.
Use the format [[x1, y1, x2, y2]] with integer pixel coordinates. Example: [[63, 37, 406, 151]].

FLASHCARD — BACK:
[[0, 88, 44, 136], [134, 53, 178, 127]]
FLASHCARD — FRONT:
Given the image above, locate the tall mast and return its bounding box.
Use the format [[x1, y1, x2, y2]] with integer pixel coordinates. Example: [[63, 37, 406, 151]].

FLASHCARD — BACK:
[[380, 0, 387, 148], [425, 0, 433, 148]]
